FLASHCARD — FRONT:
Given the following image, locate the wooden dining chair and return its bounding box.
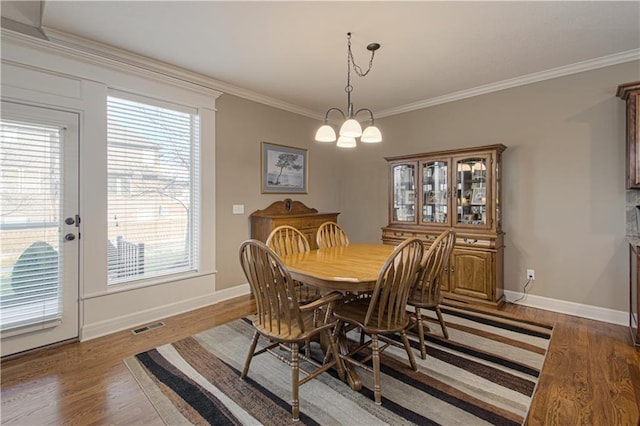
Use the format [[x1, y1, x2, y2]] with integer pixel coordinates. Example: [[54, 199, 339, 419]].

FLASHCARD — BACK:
[[332, 237, 424, 405], [238, 239, 345, 421], [407, 228, 456, 359], [316, 221, 350, 249], [266, 225, 320, 303]]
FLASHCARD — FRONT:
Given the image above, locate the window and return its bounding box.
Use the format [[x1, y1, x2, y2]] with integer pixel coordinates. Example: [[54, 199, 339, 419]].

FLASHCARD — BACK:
[[107, 92, 200, 285], [0, 119, 63, 332]]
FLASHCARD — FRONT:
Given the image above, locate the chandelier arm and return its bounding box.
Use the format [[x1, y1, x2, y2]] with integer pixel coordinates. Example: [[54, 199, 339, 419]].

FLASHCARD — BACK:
[[353, 108, 376, 123], [323, 107, 346, 123]]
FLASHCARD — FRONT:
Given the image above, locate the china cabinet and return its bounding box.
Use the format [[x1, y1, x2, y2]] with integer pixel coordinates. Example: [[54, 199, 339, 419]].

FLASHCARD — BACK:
[[250, 199, 339, 250], [383, 144, 506, 306], [617, 81, 640, 189]]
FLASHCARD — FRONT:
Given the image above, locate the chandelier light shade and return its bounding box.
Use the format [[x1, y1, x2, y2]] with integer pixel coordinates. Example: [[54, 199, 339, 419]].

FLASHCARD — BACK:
[[336, 136, 357, 148], [339, 118, 363, 138], [315, 32, 382, 147], [361, 124, 382, 143], [315, 124, 337, 142]]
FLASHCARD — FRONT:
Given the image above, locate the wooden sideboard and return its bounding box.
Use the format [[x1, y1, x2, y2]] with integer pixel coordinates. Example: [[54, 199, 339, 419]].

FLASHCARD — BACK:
[[249, 199, 339, 250]]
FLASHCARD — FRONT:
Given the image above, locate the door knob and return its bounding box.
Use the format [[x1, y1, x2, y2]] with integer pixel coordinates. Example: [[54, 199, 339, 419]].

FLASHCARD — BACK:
[[64, 233, 76, 241], [65, 217, 75, 225]]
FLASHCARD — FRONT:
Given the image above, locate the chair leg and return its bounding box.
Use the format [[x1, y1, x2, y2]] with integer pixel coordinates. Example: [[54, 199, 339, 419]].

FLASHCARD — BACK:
[[400, 329, 418, 371], [291, 343, 300, 421], [415, 308, 427, 360], [241, 330, 260, 379], [435, 306, 449, 339], [325, 329, 345, 381], [371, 334, 382, 405]]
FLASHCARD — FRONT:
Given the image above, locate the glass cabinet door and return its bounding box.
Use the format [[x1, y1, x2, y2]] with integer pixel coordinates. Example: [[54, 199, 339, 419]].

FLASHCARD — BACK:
[[421, 160, 448, 225], [392, 163, 416, 222], [455, 156, 489, 226]]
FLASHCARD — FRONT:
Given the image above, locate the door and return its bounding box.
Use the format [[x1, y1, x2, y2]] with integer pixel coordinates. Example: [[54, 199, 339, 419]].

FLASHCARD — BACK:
[[449, 249, 493, 301], [453, 154, 492, 229], [420, 158, 450, 226], [1, 101, 80, 356], [390, 162, 417, 224]]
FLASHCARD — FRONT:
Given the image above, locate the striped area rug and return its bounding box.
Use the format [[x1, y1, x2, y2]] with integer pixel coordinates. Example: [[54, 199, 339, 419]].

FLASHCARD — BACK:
[[124, 305, 553, 425]]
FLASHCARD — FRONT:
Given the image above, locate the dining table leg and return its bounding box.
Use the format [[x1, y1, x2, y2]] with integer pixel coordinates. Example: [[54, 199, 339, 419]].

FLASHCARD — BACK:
[[333, 321, 362, 391]]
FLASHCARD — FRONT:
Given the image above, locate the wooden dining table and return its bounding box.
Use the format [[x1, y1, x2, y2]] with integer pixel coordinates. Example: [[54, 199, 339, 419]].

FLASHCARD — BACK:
[[281, 243, 395, 292], [280, 243, 396, 390]]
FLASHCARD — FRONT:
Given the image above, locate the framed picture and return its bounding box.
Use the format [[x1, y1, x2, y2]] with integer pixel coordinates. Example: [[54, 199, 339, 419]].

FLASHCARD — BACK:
[[261, 142, 308, 194], [471, 187, 486, 204]]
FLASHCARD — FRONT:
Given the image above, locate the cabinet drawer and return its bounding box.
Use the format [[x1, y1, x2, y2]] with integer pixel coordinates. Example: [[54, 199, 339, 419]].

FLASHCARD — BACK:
[[383, 229, 415, 239], [456, 236, 492, 248]]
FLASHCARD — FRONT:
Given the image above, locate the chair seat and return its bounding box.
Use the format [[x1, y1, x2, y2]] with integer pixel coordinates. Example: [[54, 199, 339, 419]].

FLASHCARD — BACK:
[[407, 287, 440, 308], [252, 309, 333, 343], [334, 298, 410, 334]]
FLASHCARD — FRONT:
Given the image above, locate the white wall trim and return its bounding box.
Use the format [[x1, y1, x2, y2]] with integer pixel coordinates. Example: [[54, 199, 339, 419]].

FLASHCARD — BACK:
[[504, 290, 628, 327], [39, 27, 321, 121], [7, 28, 638, 123], [376, 49, 640, 118], [80, 284, 250, 341], [2, 28, 222, 101]]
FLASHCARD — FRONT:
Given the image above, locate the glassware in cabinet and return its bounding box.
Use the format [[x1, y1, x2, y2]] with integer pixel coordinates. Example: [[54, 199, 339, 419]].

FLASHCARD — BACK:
[[421, 159, 449, 224], [391, 163, 416, 223], [455, 156, 489, 227]]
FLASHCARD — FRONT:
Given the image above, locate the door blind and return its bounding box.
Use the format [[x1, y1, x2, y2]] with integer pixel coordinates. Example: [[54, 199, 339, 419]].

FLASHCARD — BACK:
[[107, 92, 200, 285], [0, 119, 63, 333]]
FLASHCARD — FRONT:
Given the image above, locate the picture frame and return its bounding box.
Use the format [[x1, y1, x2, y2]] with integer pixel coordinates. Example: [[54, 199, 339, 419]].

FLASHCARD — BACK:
[[261, 142, 308, 194], [471, 187, 486, 204]]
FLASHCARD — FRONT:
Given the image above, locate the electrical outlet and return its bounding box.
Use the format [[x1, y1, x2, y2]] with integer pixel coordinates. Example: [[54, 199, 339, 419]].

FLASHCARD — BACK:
[[527, 269, 535, 280]]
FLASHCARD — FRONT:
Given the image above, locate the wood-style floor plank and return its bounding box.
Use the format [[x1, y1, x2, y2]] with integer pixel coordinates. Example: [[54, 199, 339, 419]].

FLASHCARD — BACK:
[[1, 296, 639, 425]]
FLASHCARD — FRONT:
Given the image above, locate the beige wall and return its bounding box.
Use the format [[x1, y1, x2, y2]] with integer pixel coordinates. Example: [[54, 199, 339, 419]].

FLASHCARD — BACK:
[[214, 94, 344, 290], [341, 61, 637, 312], [215, 61, 636, 312]]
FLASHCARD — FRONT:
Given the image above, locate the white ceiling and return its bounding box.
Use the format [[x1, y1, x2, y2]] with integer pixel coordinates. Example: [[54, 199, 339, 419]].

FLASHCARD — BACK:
[[11, 2, 640, 118]]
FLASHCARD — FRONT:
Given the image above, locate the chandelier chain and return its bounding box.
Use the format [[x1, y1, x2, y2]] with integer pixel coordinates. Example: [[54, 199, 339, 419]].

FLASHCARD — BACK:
[[347, 33, 376, 78]]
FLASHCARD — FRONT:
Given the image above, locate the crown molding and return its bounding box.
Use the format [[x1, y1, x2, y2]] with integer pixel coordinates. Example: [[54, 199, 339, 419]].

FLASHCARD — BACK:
[[4, 27, 638, 121], [3, 27, 323, 120], [376, 49, 640, 118]]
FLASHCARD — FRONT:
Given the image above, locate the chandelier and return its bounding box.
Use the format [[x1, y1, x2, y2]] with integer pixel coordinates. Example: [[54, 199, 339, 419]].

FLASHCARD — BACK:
[[315, 32, 382, 148]]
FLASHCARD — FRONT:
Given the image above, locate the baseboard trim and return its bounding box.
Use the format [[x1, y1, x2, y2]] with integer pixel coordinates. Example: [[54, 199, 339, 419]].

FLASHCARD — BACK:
[[80, 284, 251, 341], [504, 290, 628, 326]]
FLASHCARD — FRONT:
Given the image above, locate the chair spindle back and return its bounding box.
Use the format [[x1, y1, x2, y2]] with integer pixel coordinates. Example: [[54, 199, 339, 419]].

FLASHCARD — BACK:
[[266, 225, 310, 256], [365, 237, 424, 329], [316, 221, 350, 249], [415, 229, 456, 305], [239, 239, 304, 336]]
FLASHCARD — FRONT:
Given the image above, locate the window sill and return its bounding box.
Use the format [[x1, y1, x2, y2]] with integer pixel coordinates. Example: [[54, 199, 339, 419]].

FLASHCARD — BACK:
[[81, 269, 217, 300]]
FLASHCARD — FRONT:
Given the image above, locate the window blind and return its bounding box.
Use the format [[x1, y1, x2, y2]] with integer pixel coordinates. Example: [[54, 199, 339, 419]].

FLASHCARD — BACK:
[[107, 92, 200, 285], [0, 120, 63, 333]]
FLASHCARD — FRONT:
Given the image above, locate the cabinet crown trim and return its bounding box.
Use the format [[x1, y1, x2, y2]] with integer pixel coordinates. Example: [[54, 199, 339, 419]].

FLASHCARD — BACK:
[[617, 81, 640, 100], [385, 144, 506, 162], [250, 198, 319, 217]]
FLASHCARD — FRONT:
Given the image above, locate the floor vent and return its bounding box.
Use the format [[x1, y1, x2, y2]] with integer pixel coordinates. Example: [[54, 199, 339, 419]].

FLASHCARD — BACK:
[[131, 321, 165, 335]]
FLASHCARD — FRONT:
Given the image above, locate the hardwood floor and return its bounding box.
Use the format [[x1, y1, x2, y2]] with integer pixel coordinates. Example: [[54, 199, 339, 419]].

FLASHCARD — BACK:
[[1, 295, 639, 425]]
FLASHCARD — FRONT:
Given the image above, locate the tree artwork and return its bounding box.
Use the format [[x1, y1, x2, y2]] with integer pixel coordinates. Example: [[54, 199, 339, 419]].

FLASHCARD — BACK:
[[272, 153, 302, 185]]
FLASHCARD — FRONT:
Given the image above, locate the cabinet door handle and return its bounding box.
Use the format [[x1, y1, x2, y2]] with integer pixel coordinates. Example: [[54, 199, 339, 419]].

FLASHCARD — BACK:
[[463, 238, 478, 244]]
